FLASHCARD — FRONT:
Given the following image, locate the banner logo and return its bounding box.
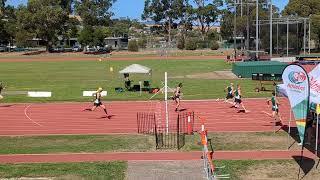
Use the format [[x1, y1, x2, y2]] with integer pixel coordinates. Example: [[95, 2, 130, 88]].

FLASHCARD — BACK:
[[289, 71, 307, 84]]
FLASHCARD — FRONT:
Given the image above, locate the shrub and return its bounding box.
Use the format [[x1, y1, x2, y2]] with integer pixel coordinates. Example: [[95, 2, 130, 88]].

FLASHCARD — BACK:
[[138, 38, 147, 48], [197, 40, 208, 49], [177, 37, 185, 50], [210, 41, 220, 50], [128, 40, 139, 52], [185, 38, 197, 50]]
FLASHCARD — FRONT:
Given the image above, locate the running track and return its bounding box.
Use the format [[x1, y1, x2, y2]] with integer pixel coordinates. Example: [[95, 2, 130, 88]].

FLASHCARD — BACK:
[[0, 150, 316, 164], [0, 99, 292, 136]]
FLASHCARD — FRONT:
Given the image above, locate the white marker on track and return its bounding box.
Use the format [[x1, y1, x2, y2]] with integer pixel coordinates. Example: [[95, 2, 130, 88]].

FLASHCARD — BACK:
[[24, 104, 43, 127]]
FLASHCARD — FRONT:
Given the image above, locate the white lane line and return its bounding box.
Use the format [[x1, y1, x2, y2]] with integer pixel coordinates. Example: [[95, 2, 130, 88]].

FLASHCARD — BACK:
[[24, 104, 43, 127]]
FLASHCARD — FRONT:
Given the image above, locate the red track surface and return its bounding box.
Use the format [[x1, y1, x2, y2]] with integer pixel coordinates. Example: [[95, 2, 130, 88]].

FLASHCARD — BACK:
[[0, 99, 292, 136], [0, 150, 315, 164]]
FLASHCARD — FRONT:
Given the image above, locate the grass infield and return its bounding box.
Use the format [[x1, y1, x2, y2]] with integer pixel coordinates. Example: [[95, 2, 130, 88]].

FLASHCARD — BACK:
[[0, 59, 271, 103], [0, 161, 126, 179], [0, 132, 299, 155]]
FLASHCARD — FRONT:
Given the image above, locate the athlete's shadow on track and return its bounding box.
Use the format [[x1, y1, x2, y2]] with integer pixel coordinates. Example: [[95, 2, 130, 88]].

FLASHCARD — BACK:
[[0, 104, 14, 108], [98, 115, 116, 119]]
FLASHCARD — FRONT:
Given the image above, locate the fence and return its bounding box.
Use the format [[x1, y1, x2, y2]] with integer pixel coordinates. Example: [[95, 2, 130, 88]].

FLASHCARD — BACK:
[[137, 111, 194, 150], [155, 123, 185, 150], [199, 117, 230, 180], [178, 111, 195, 135], [137, 112, 156, 135]]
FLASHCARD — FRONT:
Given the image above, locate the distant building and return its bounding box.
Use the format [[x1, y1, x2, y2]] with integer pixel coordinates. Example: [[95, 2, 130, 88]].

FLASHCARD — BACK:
[[104, 37, 129, 50]]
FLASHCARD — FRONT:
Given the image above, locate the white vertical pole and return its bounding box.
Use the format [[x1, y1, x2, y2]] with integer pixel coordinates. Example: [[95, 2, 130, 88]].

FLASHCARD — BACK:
[[316, 113, 319, 152], [288, 109, 292, 149], [165, 72, 169, 134]]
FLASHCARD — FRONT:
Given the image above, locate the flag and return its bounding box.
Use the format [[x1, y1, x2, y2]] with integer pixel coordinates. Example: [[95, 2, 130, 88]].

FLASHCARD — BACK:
[[282, 65, 310, 144]]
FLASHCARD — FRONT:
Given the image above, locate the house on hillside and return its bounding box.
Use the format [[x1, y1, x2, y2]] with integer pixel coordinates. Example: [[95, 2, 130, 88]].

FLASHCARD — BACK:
[[104, 37, 129, 50]]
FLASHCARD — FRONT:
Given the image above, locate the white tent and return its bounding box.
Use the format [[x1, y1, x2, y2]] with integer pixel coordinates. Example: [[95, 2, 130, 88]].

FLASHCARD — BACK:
[[119, 64, 152, 74]]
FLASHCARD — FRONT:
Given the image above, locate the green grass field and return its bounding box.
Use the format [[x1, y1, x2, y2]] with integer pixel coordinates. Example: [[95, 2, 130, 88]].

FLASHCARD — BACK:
[[0, 132, 294, 155], [0, 161, 126, 179], [0, 59, 271, 102]]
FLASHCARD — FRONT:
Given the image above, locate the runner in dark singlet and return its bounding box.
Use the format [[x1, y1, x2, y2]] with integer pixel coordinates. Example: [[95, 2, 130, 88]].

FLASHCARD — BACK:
[[267, 92, 282, 125], [173, 83, 182, 112], [224, 83, 234, 103], [83, 87, 110, 118], [0, 82, 5, 100]]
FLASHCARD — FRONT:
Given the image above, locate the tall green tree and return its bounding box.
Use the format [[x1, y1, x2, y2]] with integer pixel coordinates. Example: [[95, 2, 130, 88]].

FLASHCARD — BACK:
[[0, 0, 6, 15], [192, 0, 223, 39], [283, 0, 320, 50], [75, 0, 116, 27], [16, 0, 68, 50], [142, 0, 187, 42]]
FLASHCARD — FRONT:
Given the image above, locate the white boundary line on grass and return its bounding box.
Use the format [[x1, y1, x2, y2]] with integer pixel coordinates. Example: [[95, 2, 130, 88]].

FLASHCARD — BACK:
[[24, 104, 43, 127]]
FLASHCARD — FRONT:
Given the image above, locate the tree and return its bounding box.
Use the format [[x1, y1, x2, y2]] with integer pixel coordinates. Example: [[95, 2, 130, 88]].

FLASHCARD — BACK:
[[60, 0, 74, 14], [283, 0, 320, 50], [192, 0, 223, 39], [16, 0, 68, 50], [142, 0, 187, 42], [0, 0, 6, 15], [75, 0, 116, 27]]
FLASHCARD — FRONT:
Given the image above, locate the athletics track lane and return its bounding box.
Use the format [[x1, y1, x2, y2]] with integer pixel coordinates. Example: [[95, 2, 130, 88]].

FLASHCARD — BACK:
[[0, 99, 292, 136], [0, 150, 316, 164]]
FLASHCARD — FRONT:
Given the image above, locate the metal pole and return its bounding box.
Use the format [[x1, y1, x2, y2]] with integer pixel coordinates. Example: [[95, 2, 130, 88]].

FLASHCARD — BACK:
[[234, 1, 237, 58], [288, 109, 292, 149], [256, 0, 259, 57], [287, 18, 289, 57], [304, 18, 306, 55], [246, 0, 250, 50], [316, 113, 319, 153], [309, 18, 311, 54], [277, 22, 279, 55], [165, 72, 169, 134], [270, 0, 273, 58]]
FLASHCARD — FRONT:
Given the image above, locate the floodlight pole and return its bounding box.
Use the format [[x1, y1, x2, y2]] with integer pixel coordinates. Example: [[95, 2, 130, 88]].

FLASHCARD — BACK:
[[309, 17, 311, 54], [255, 0, 259, 57], [287, 18, 289, 57], [304, 18, 307, 55], [276, 22, 279, 55], [234, 0, 237, 58], [269, 0, 273, 58], [165, 72, 169, 134]]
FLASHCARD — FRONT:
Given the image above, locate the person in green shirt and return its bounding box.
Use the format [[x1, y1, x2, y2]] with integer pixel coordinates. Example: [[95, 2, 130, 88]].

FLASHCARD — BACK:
[[267, 92, 282, 125]]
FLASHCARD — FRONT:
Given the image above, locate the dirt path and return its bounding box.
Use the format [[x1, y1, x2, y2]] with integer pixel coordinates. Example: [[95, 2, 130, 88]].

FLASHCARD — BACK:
[[126, 160, 204, 180]]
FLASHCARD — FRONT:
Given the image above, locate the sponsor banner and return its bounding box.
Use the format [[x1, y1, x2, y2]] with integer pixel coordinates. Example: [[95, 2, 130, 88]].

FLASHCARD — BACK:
[[308, 64, 320, 104], [282, 65, 310, 144]]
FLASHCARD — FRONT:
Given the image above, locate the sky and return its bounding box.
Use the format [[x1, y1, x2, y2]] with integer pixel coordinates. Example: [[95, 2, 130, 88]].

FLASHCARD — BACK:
[[7, 0, 289, 20]]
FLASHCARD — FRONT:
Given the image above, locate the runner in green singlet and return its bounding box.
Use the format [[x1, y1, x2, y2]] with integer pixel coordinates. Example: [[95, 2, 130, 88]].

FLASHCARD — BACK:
[[267, 92, 281, 125]]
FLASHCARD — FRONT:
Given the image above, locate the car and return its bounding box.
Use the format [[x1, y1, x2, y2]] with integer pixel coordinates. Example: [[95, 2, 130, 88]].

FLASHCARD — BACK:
[[72, 45, 82, 52], [0, 46, 7, 52]]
